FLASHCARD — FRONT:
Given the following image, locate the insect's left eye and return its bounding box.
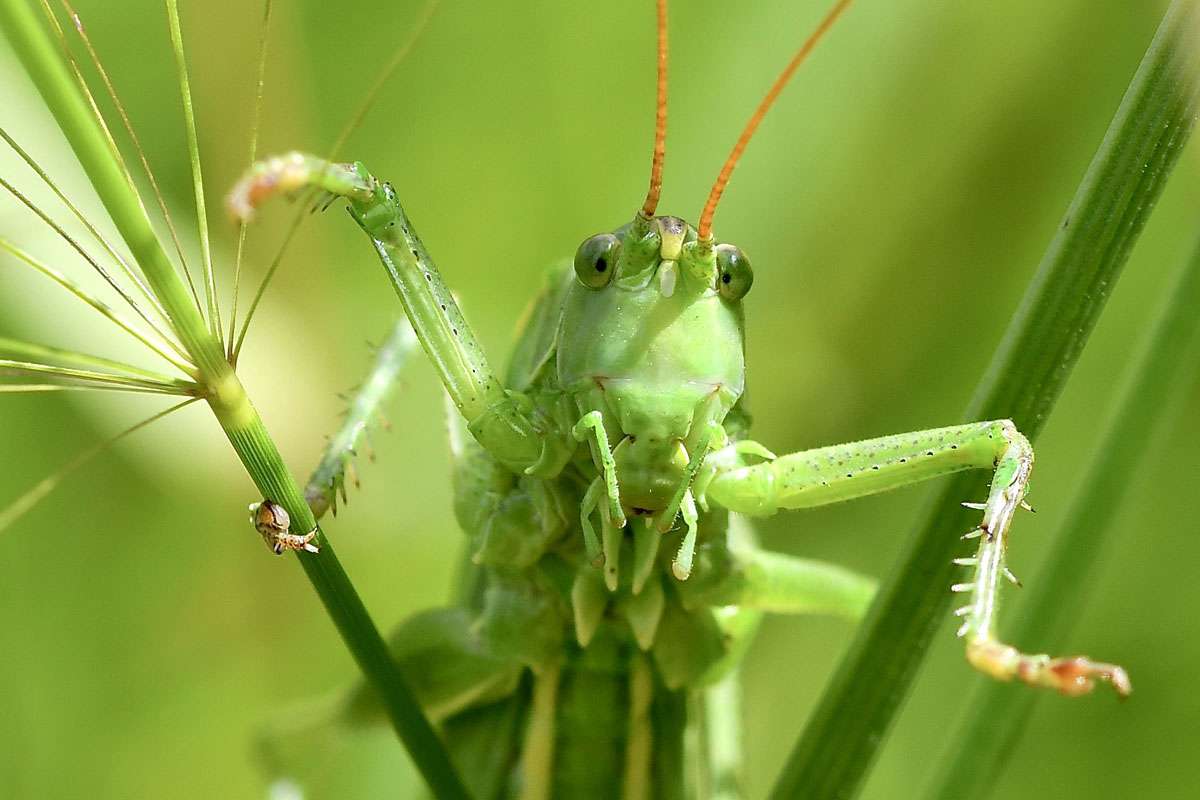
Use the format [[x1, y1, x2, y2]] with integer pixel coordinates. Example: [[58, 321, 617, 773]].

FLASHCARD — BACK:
[[573, 233, 621, 289], [715, 244, 753, 300]]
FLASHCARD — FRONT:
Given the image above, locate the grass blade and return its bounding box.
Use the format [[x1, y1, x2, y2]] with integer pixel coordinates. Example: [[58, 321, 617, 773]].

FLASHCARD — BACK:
[[163, 0, 218, 338], [769, 3, 1200, 797], [53, 0, 204, 315], [0, 235, 195, 374], [925, 233, 1200, 798], [0, 358, 194, 393], [231, 0, 439, 362], [0, 173, 189, 359], [0, 397, 197, 533], [0, 4, 470, 797], [227, 0, 273, 358], [0, 123, 167, 323], [0, 335, 181, 383]]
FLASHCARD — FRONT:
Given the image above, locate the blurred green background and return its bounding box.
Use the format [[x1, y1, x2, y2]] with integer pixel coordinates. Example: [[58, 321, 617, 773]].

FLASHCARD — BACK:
[[1, 0, 1196, 797]]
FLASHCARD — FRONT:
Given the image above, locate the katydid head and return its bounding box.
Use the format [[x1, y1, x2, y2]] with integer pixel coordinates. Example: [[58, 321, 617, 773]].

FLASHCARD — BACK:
[[557, 0, 850, 522], [557, 215, 749, 516]]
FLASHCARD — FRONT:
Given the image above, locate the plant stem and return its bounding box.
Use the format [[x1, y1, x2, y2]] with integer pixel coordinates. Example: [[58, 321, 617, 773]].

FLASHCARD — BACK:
[[925, 234, 1200, 798], [769, 2, 1200, 797], [0, 3, 469, 797]]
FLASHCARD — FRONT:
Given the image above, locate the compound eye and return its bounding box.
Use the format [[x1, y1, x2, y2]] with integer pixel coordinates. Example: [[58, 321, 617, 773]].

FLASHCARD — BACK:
[[573, 233, 621, 288], [715, 244, 753, 300]]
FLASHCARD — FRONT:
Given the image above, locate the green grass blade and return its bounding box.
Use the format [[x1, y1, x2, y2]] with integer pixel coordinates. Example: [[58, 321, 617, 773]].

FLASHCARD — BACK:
[[227, 0, 273, 358], [230, 0, 438, 363], [54, 0, 204, 315], [0, 173, 190, 361], [769, 3, 1200, 798], [1, 0, 213, 371], [925, 233, 1200, 799], [0, 123, 167, 323], [0, 335, 181, 383], [0, 358, 193, 393], [0, 4, 470, 797], [0, 235, 194, 374], [163, 0, 218, 339], [0, 397, 197, 533]]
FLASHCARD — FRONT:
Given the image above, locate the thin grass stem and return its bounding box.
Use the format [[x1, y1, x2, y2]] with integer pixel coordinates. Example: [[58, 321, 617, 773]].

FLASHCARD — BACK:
[[51, 0, 205, 317], [0, 123, 167, 324], [231, 0, 440, 363], [163, 0, 218, 339], [1, 4, 472, 795], [0, 335, 184, 384], [230, 207, 299, 363], [327, 0, 441, 161], [0, 384, 75, 392], [0, 235, 196, 374], [0, 174, 190, 360], [227, 0, 273, 359], [0, 397, 198, 534], [0, 358, 196, 394], [0, 382, 183, 395]]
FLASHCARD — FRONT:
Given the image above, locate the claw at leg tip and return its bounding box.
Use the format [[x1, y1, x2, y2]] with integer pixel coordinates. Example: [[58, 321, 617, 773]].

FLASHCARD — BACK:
[[1048, 657, 1133, 699]]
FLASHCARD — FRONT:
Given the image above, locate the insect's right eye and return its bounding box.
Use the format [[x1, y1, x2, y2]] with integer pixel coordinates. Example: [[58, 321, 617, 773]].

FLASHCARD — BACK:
[[573, 233, 621, 289]]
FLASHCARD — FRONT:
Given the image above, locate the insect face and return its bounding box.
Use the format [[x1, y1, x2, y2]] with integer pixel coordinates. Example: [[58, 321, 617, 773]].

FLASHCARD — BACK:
[[558, 215, 748, 514], [249, 499, 319, 555], [250, 500, 290, 554]]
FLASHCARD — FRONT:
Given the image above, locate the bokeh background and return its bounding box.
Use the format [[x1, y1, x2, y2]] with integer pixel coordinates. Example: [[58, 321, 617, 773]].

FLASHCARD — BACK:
[[1, 0, 1196, 797]]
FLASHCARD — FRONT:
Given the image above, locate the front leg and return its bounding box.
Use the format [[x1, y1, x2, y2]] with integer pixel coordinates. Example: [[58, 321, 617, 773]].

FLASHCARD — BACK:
[[701, 420, 1130, 697], [229, 153, 565, 475]]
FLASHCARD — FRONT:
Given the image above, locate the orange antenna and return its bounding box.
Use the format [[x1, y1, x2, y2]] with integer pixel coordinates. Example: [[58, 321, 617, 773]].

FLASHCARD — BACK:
[[697, 0, 853, 240], [640, 0, 669, 218]]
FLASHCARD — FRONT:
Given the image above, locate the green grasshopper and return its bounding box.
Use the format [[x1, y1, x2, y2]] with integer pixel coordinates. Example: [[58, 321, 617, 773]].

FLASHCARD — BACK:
[[226, 1, 1130, 797], [0, 0, 1140, 796]]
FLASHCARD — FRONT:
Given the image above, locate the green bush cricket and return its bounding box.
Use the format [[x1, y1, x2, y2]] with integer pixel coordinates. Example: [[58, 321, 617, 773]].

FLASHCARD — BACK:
[[0, 0, 1148, 797], [226, 1, 1129, 796]]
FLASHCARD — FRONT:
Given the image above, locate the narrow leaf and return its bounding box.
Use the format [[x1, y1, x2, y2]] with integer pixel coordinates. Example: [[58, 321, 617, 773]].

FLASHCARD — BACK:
[[0, 335, 185, 384], [770, 3, 1200, 797], [163, 0, 219, 338], [1, 5, 472, 797], [926, 231, 1200, 798], [0, 397, 197, 534]]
